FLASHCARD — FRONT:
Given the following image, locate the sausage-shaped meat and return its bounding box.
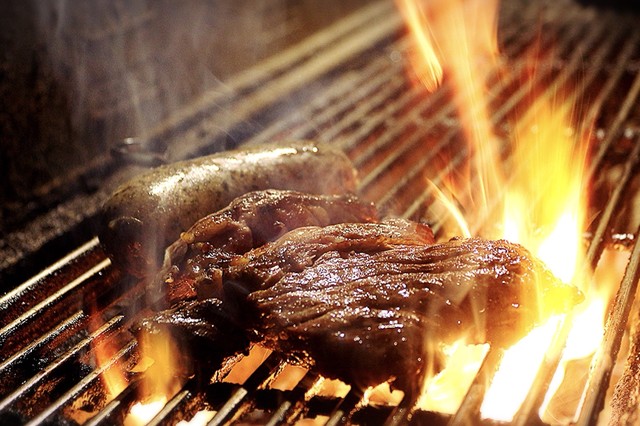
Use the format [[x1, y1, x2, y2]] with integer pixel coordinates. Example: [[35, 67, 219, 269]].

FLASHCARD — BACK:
[[100, 141, 358, 277]]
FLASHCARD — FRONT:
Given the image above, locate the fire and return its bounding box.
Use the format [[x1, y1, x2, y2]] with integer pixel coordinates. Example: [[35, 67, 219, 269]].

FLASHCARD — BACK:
[[93, 338, 128, 401], [398, 0, 502, 217], [397, 0, 614, 421], [503, 94, 589, 282], [123, 328, 185, 426], [481, 316, 562, 421], [418, 342, 488, 414], [125, 397, 166, 426], [136, 327, 183, 398]]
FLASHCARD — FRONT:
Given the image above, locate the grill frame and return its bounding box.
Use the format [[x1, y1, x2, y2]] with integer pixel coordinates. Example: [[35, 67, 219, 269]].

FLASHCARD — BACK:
[[2, 0, 640, 424]]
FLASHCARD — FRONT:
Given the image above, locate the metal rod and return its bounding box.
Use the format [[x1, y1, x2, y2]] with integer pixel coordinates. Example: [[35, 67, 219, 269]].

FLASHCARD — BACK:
[[447, 347, 504, 426], [24, 340, 136, 426], [576, 218, 640, 425], [0, 314, 124, 413], [206, 354, 280, 426]]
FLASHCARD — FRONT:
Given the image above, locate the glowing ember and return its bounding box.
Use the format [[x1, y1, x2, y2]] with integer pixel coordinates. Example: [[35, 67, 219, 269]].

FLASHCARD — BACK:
[[125, 397, 166, 426], [176, 410, 216, 426]]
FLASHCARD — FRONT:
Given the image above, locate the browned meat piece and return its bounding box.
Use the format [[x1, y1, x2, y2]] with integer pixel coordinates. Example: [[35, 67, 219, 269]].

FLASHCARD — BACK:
[[227, 219, 437, 292], [140, 217, 580, 397], [160, 190, 379, 306], [135, 298, 251, 385], [100, 140, 359, 277], [224, 228, 581, 395]]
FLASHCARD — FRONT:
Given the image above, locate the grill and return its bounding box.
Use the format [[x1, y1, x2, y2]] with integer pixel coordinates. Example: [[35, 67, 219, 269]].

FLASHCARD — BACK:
[[2, 0, 640, 424]]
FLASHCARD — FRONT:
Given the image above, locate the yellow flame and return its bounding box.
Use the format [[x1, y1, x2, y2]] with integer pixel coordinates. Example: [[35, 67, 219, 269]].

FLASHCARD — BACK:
[[502, 94, 589, 282], [427, 179, 471, 238], [125, 397, 167, 426], [481, 317, 562, 421], [417, 342, 488, 414], [135, 328, 182, 411], [540, 298, 606, 419], [396, 0, 607, 420]]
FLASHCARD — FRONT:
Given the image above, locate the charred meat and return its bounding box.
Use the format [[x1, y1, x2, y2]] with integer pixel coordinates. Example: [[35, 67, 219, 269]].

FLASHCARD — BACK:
[[139, 211, 581, 396], [160, 189, 379, 306], [100, 141, 359, 277], [226, 226, 580, 395]]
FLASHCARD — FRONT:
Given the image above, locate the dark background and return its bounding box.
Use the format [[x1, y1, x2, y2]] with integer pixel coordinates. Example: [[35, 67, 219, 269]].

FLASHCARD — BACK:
[[0, 0, 370, 234]]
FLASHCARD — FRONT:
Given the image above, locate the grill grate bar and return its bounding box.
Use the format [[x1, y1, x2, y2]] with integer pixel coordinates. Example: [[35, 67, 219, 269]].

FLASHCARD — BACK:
[[575, 134, 640, 425], [0, 314, 124, 416], [0, 259, 111, 361], [588, 69, 640, 180], [24, 340, 137, 426], [581, 30, 640, 135], [145, 386, 194, 426], [0, 311, 85, 377], [0, 238, 103, 325], [207, 354, 282, 426], [324, 389, 363, 426], [445, 348, 505, 426], [262, 371, 319, 425], [83, 376, 142, 426], [246, 50, 403, 147]]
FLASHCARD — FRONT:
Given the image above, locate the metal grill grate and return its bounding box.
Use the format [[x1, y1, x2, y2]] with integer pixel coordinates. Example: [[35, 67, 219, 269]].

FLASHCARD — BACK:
[[2, 0, 640, 424]]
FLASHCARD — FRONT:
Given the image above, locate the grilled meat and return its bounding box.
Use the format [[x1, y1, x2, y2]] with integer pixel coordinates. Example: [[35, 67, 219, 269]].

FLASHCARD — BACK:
[[100, 141, 359, 277], [227, 227, 580, 394], [160, 190, 379, 306], [139, 216, 581, 396]]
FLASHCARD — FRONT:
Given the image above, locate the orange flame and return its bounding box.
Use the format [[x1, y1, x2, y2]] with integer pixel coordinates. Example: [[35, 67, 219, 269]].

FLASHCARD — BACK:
[[396, 0, 442, 92], [138, 328, 183, 399], [93, 340, 128, 400], [398, 0, 501, 215], [396, 0, 614, 420]]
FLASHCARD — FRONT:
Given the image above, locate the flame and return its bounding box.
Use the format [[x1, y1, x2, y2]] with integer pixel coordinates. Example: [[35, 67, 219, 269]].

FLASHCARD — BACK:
[[426, 179, 471, 238], [396, 0, 613, 421], [121, 328, 183, 425], [417, 342, 488, 414], [125, 397, 167, 426], [93, 339, 128, 400], [396, 0, 442, 92], [398, 0, 501, 215], [137, 328, 183, 401], [502, 94, 589, 282], [481, 316, 562, 421]]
